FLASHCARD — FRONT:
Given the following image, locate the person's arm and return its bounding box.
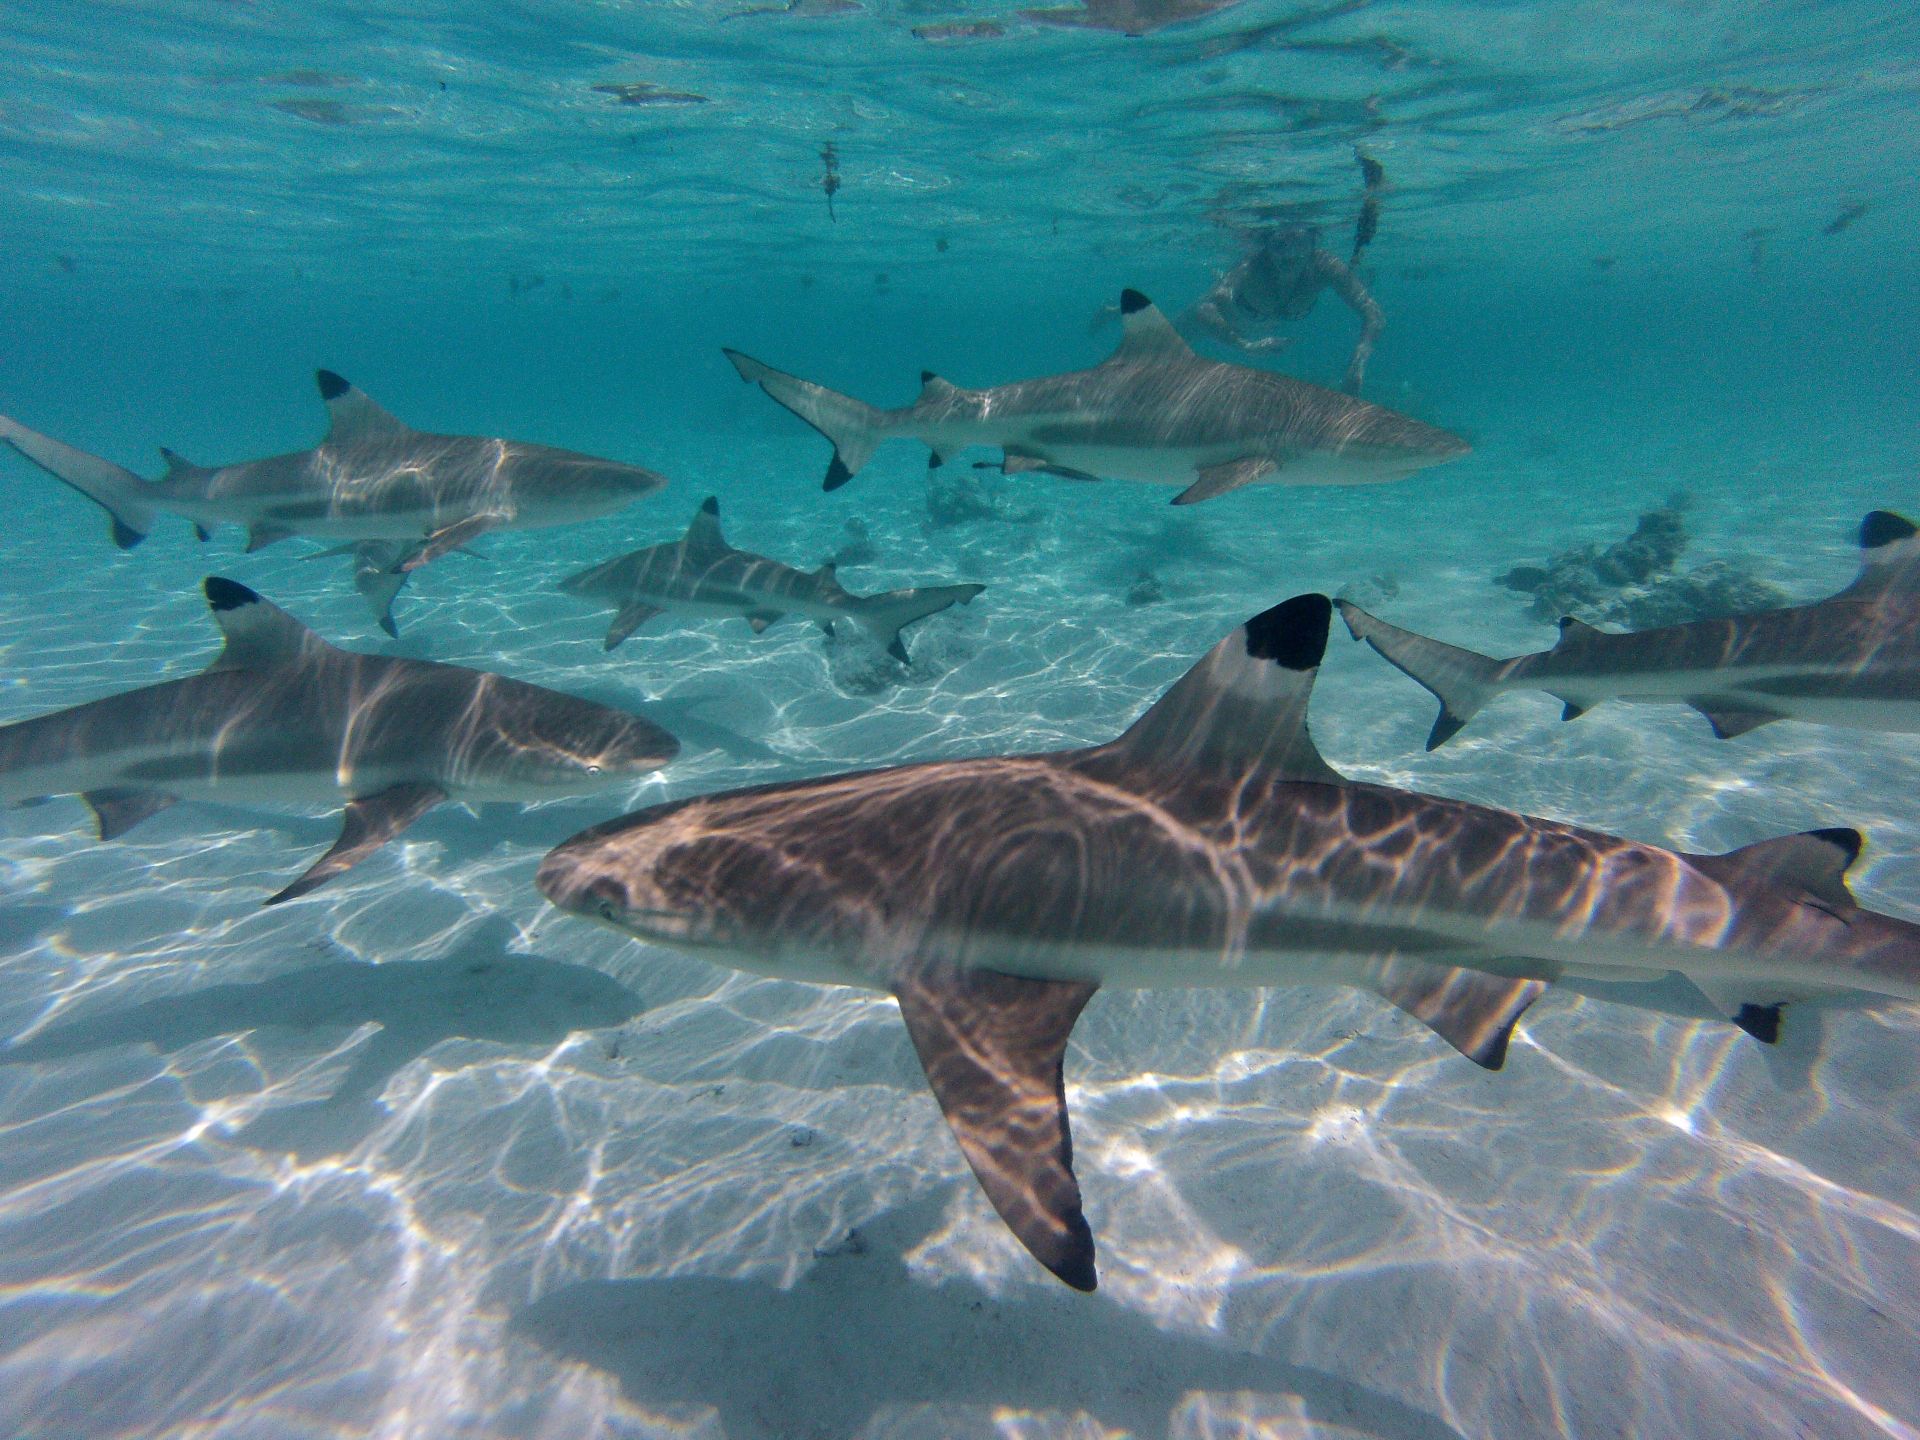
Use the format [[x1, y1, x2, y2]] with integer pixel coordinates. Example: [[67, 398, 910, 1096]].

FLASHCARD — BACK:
[[1315, 251, 1384, 393], [1188, 274, 1291, 356]]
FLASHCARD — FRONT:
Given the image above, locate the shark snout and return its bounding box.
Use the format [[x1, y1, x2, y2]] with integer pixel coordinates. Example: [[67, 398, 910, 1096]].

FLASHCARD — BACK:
[[535, 844, 630, 919]]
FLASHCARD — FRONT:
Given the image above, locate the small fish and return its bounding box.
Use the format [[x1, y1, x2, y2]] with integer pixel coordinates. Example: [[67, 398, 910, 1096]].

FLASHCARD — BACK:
[[592, 82, 710, 107], [1020, 0, 1246, 36], [912, 20, 1007, 41], [820, 141, 841, 222], [1823, 202, 1868, 235]]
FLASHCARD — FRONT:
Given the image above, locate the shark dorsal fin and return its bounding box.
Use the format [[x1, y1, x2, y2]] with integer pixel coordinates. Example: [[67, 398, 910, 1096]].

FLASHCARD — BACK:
[[1107, 289, 1195, 363], [158, 447, 203, 479], [1691, 827, 1861, 910], [1100, 594, 1343, 783], [1841, 510, 1920, 596], [685, 496, 727, 554], [317, 370, 410, 445], [1554, 615, 1605, 646], [202, 576, 325, 670], [815, 561, 838, 584], [918, 370, 959, 403]]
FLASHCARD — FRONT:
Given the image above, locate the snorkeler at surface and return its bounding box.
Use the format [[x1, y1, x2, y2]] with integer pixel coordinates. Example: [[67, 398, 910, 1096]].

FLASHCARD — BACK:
[[1182, 221, 1384, 393], [1111, 150, 1387, 395]]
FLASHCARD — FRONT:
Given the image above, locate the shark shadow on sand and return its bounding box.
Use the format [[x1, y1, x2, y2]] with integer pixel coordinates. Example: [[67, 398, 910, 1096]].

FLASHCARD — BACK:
[[0, 917, 642, 1158], [510, 1191, 1465, 1440]]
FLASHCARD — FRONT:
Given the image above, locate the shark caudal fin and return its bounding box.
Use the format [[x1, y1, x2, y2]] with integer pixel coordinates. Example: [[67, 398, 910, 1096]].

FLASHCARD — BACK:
[[851, 583, 985, 663], [0, 414, 159, 549], [722, 349, 889, 491], [1337, 601, 1506, 749]]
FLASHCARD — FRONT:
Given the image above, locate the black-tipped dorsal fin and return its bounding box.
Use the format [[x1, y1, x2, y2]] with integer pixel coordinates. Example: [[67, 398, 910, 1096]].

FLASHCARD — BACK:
[[316, 370, 410, 445], [1554, 615, 1605, 646], [1691, 828, 1861, 910], [1842, 509, 1920, 595], [918, 370, 960, 403], [157, 446, 203, 479], [894, 963, 1099, 1292], [684, 496, 727, 555], [1101, 594, 1343, 783], [202, 576, 325, 670], [1367, 958, 1545, 1069], [1107, 289, 1195, 363]]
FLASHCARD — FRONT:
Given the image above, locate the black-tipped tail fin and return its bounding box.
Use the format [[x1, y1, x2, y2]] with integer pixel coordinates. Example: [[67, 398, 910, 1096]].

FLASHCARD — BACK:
[[0, 414, 158, 549], [849, 583, 984, 664], [1337, 600, 1508, 749], [722, 349, 888, 491]]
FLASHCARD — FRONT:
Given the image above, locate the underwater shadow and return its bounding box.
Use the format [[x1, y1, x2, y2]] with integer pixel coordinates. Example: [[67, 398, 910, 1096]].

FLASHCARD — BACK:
[[511, 1194, 1463, 1440], [0, 916, 642, 1157]]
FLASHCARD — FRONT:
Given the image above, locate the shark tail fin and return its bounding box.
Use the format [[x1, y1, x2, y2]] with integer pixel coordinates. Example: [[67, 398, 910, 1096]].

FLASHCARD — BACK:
[[851, 583, 985, 663], [1337, 600, 1506, 749], [0, 414, 158, 549], [722, 349, 889, 491]]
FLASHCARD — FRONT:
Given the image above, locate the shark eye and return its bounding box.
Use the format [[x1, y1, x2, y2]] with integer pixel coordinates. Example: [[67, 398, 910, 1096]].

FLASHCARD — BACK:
[[586, 763, 603, 775], [597, 898, 620, 922]]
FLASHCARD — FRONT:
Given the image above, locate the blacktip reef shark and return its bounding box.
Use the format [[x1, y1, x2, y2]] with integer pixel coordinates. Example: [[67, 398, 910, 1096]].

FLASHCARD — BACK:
[[1339, 509, 1920, 749], [559, 496, 985, 660], [0, 578, 678, 905], [0, 370, 667, 568], [723, 289, 1466, 505], [537, 593, 1920, 1290]]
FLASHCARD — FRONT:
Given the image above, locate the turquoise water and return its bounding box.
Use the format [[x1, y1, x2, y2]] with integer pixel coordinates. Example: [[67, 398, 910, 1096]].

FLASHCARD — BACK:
[[2, 2, 1919, 1437]]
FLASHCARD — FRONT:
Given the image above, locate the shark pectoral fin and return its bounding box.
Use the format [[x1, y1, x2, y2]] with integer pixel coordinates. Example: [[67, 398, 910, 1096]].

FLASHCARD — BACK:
[[745, 611, 782, 634], [1368, 959, 1546, 1069], [82, 788, 178, 840], [246, 523, 296, 552], [1687, 699, 1783, 739], [606, 603, 663, 650], [894, 964, 1100, 1292], [1172, 456, 1277, 506], [267, 782, 447, 906], [1691, 827, 1860, 910], [1689, 979, 1789, 1044], [403, 514, 505, 571]]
